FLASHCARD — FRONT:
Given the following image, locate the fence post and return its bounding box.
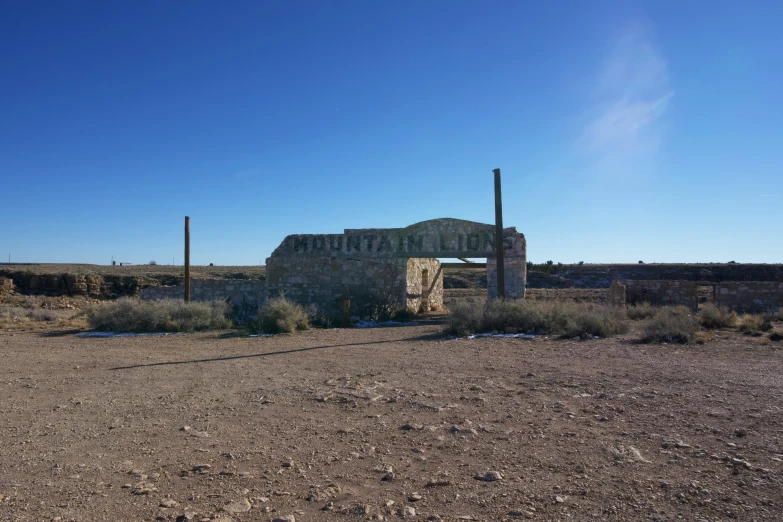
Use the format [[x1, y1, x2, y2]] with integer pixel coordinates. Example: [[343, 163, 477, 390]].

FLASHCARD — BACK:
[[184, 216, 191, 302], [493, 168, 505, 299]]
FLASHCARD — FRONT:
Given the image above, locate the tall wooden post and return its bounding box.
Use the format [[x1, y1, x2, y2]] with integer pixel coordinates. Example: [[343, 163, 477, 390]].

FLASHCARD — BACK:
[[184, 216, 191, 303], [493, 168, 505, 299]]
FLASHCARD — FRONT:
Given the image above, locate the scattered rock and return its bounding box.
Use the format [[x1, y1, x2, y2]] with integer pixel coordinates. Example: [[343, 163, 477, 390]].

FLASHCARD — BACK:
[[474, 471, 502, 482], [272, 516, 296, 522], [731, 457, 752, 469], [449, 425, 479, 436], [160, 499, 179, 508], [382, 472, 395, 481], [222, 498, 251, 514], [403, 506, 417, 518], [408, 493, 423, 502], [401, 423, 425, 431], [735, 428, 749, 438]]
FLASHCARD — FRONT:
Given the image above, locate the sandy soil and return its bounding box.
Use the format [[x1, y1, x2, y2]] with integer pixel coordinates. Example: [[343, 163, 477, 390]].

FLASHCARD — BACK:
[[1, 325, 782, 522]]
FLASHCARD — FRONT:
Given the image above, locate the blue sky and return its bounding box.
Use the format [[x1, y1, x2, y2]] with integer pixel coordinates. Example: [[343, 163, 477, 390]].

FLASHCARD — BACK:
[[2, 1, 781, 265]]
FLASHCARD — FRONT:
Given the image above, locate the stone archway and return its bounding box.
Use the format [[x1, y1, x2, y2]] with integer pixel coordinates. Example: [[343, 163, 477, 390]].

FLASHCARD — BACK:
[[265, 218, 527, 313]]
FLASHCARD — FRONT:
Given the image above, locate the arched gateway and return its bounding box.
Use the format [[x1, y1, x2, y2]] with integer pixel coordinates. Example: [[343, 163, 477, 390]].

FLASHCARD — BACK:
[[265, 218, 526, 314]]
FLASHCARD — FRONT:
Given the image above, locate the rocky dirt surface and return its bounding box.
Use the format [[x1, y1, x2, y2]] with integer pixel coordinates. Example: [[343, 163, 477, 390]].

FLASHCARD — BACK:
[[1, 326, 782, 522]]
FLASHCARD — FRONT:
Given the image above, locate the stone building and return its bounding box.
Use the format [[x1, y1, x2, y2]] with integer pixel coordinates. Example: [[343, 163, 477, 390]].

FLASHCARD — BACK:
[[140, 218, 527, 315], [264, 218, 527, 314]]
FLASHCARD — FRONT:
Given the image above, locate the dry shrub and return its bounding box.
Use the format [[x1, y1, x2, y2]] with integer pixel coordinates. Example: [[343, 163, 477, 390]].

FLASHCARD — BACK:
[[448, 301, 483, 337], [641, 306, 698, 344], [694, 330, 713, 344], [739, 314, 773, 336], [350, 289, 402, 322], [448, 300, 628, 339], [697, 304, 738, 329], [0, 304, 63, 324], [627, 302, 656, 320], [87, 298, 232, 333], [249, 296, 309, 334], [29, 308, 60, 321], [769, 332, 783, 342]]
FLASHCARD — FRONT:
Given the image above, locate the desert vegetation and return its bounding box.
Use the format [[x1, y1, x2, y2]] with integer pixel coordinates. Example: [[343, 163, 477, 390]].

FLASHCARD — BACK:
[[448, 299, 628, 339], [86, 298, 232, 333], [0, 295, 85, 330], [246, 296, 310, 334], [640, 306, 699, 344]]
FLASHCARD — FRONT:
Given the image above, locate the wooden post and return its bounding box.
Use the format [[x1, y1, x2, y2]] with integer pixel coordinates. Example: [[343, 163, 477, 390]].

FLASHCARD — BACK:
[[342, 287, 351, 327], [493, 168, 505, 299], [184, 216, 191, 303]]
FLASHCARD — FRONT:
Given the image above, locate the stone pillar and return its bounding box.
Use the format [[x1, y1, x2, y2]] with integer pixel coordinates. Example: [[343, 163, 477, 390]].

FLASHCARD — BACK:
[[607, 280, 627, 306], [487, 256, 526, 300]]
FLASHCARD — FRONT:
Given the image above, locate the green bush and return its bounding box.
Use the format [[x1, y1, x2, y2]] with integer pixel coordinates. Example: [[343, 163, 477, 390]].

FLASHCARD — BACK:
[[641, 306, 698, 344], [627, 302, 656, 320], [248, 296, 310, 334], [448, 300, 628, 339], [697, 304, 738, 329], [87, 298, 232, 333]]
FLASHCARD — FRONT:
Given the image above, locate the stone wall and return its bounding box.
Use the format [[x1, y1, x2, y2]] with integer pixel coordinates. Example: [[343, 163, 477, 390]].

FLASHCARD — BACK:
[[487, 256, 527, 300], [139, 279, 265, 307], [405, 258, 443, 312], [269, 218, 526, 305], [607, 280, 627, 306], [714, 281, 783, 312], [624, 280, 698, 310], [265, 256, 407, 314]]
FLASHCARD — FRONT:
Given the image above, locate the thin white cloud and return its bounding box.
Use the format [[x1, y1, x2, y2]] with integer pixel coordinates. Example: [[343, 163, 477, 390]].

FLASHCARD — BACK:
[[581, 25, 673, 165]]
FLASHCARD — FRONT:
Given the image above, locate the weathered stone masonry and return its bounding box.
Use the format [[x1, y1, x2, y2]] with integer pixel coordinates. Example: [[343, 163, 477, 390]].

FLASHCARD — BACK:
[[140, 218, 526, 314], [714, 281, 783, 312], [624, 280, 698, 310], [139, 279, 265, 307], [266, 218, 526, 313]]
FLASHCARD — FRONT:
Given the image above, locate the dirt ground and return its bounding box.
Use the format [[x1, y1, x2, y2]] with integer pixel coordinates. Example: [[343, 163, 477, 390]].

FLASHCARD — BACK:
[[1, 324, 782, 522]]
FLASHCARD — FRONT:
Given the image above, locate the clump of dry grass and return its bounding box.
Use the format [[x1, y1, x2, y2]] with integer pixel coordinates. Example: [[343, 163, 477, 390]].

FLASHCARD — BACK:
[[627, 302, 657, 320], [86, 298, 232, 333], [448, 299, 629, 339], [248, 296, 310, 334], [448, 301, 483, 337], [641, 306, 698, 344], [738, 314, 773, 336], [697, 304, 738, 329], [0, 303, 74, 328]]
